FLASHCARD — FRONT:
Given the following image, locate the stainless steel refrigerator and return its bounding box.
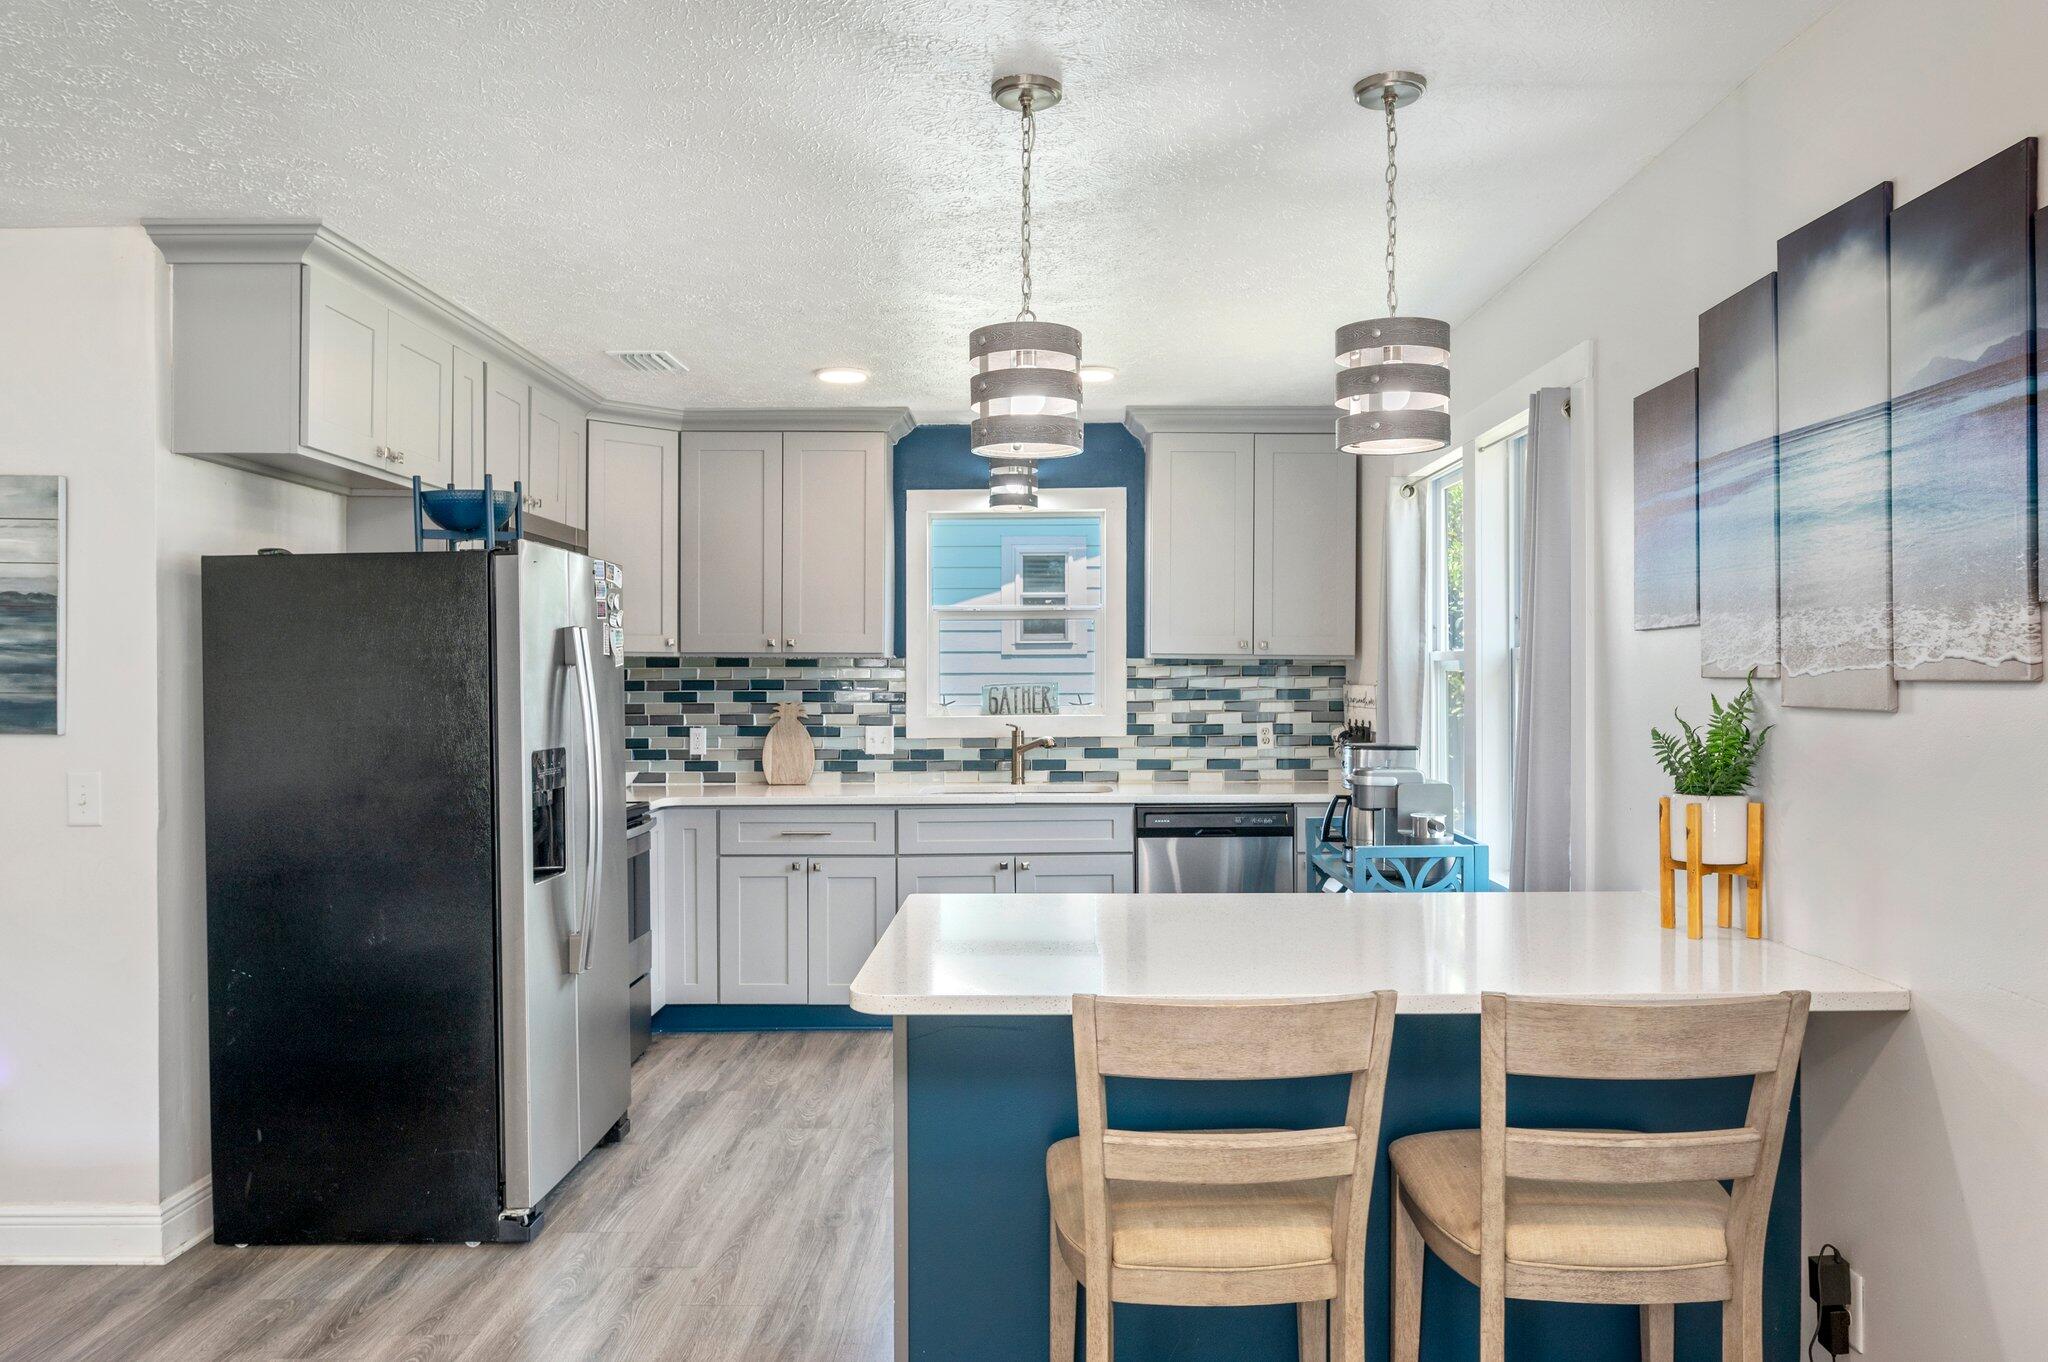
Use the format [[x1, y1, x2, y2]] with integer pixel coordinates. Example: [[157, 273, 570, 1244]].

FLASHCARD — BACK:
[[201, 542, 629, 1244]]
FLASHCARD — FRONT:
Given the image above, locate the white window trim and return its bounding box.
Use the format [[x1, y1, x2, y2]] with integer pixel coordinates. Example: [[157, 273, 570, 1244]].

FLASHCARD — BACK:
[[1423, 463, 1468, 821], [1001, 537, 1084, 654], [904, 488, 1128, 739]]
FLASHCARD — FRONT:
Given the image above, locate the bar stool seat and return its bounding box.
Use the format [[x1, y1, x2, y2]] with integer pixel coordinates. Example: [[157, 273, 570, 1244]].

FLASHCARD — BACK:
[[1048, 1133, 1339, 1271], [1389, 1129, 1730, 1270]]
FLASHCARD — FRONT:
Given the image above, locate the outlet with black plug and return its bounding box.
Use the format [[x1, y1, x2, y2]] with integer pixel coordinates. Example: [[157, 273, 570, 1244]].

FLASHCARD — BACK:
[[1808, 1244, 1855, 1356]]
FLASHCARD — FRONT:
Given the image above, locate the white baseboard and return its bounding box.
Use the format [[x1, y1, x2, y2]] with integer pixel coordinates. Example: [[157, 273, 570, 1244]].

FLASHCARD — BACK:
[[0, 1177, 213, 1265]]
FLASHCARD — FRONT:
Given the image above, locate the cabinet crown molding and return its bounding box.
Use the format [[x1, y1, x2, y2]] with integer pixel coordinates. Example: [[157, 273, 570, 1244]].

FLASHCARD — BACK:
[[592, 402, 916, 442], [142, 218, 605, 409], [1123, 405, 1336, 442]]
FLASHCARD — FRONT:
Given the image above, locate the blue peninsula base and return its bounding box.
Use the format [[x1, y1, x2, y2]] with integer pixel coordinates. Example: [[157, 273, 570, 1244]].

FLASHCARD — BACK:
[[897, 1013, 1800, 1362]]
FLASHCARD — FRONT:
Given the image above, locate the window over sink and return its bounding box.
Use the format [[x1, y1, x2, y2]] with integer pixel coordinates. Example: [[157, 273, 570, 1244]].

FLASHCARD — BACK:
[[904, 489, 1128, 739]]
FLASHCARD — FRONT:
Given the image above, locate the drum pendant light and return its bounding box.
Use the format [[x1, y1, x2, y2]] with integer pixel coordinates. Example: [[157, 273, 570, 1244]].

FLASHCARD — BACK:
[[1336, 71, 1450, 456], [972, 73, 1081, 505]]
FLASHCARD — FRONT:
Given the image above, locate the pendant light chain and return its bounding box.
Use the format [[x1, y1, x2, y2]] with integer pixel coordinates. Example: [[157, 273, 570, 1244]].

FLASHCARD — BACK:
[[1018, 88, 1036, 322], [1383, 88, 1399, 317]]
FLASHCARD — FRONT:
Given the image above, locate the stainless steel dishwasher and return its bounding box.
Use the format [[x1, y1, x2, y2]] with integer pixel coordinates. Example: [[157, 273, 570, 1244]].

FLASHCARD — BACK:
[[1134, 805, 1296, 894]]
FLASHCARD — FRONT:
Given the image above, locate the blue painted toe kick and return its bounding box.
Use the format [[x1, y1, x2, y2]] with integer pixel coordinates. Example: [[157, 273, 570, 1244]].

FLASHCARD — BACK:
[[653, 1004, 891, 1032], [900, 1014, 1800, 1362]]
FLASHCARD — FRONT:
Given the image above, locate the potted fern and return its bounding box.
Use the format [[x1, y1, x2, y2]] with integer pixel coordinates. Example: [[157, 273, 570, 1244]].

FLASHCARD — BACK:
[[1651, 674, 1770, 863]]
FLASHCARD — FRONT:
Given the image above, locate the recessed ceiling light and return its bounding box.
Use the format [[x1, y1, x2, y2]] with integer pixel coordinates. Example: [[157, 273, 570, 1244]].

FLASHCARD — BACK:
[[1079, 365, 1117, 383], [814, 366, 869, 385]]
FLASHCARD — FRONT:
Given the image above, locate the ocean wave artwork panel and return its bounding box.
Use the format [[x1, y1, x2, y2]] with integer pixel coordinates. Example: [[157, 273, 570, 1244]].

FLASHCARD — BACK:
[[1776, 183, 1897, 710], [1632, 369, 1700, 631], [0, 475, 64, 735], [1697, 275, 1781, 680], [1888, 138, 2039, 682]]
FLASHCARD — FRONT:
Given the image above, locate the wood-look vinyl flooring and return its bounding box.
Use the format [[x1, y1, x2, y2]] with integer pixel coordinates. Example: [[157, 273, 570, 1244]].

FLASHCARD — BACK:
[[0, 1031, 894, 1362]]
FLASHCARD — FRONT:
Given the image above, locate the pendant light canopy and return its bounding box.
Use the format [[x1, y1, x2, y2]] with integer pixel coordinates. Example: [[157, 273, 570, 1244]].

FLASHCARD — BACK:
[[1336, 71, 1450, 457], [973, 72, 1083, 479]]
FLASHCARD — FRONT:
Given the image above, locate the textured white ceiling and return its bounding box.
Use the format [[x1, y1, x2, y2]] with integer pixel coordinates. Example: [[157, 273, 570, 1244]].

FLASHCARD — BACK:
[[0, 0, 1836, 419]]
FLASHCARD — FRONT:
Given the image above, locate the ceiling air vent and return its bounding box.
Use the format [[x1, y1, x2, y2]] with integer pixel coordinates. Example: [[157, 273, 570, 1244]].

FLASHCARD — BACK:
[[606, 349, 687, 373]]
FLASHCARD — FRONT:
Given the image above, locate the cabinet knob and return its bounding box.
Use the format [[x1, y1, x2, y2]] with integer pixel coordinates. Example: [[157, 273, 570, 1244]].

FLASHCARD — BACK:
[[1018, 859, 1031, 871], [664, 637, 676, 648], [810, 861, 823, 872], [996, 861, 1011, 870], [1257, 640, 1269, 650], [789, 861, 803, 872], [785, 638, 796, 648], [1237, 639, 1248, 649], [766, 638, 780, 650]]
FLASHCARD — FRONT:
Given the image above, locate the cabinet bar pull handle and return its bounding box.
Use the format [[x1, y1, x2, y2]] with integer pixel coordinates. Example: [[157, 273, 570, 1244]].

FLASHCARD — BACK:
[[776, 830, 830, 837]]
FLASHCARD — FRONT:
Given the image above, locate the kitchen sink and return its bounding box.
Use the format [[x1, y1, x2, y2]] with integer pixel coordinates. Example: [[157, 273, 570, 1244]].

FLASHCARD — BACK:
[[1008, 781, 1120, 796]]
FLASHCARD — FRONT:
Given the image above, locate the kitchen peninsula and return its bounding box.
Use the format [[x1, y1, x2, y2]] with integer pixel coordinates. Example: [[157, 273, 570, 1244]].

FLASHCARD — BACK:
[[851, 892, 1909, 1362]]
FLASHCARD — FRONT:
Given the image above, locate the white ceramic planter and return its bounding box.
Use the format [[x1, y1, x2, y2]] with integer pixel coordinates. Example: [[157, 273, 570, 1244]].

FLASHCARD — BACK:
[[1666, 794, 1751, 864]]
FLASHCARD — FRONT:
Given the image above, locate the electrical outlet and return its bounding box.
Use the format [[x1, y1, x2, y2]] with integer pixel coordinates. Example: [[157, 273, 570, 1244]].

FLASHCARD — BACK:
[[1848, 1267, 1866, 1352], [1255, 723, 1276, 750], [66, 771, 102, 826], [688, 728, 709, 758], [863, 726, 896, 756]]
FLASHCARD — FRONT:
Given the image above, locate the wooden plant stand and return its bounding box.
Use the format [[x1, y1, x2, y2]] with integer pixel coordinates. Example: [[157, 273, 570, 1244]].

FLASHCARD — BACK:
[[1657, 797, 1764, 941]]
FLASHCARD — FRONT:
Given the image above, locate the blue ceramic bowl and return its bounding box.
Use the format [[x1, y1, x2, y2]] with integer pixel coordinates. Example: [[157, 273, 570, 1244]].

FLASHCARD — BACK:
[[421, 488, 520, 535]]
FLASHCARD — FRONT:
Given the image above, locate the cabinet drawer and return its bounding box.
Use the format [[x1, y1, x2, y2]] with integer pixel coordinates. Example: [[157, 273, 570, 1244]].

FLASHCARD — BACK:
[[719, 807, 897, 857], [897, 804, 1133, 857]]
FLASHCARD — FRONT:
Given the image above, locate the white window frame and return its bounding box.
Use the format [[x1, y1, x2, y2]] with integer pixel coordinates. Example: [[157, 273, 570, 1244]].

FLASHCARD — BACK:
[[1423, 462, 1468, 826], [1001, 538, 1084, 654], [1467, 412, 1529, 875], [904, 488, 1128, 739]]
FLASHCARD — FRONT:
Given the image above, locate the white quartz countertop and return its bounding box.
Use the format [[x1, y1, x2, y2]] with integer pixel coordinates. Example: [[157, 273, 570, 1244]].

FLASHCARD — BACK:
[[630, 779, 1342, 808], [848, 892, 1911, 1016]]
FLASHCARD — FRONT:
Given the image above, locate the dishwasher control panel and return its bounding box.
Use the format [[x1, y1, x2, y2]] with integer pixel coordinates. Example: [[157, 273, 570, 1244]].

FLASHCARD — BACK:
[[1136, 807, 1293, 834]]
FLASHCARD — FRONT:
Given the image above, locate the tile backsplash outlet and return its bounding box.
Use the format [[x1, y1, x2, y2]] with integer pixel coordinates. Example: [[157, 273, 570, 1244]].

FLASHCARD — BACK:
[[624, 655, 1345, 786]]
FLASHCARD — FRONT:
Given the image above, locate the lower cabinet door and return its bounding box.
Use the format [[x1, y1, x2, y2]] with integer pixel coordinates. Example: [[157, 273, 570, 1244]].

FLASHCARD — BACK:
[[1013, 853, 1135, 895], [656, 809, 718, 1005], [805, 857, 899, 1005], [897, 854, 1016, 903], [717, 858, 808, 1003]]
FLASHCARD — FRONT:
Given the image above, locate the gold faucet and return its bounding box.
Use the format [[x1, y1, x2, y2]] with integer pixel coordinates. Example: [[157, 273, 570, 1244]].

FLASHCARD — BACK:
[[1006, 724, 1056, 785]]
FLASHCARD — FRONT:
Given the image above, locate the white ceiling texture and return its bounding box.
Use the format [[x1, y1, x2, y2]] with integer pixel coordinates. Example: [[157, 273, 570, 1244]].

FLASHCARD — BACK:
[[0, 0, 1837, 419]]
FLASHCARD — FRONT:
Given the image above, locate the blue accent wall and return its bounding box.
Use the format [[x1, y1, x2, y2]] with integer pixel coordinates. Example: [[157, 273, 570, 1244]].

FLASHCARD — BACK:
[[892, 422, 1147, 658]]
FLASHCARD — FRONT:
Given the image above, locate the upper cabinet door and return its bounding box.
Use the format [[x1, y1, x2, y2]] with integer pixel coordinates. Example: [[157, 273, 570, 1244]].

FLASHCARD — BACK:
[[483, 364, 528, 496], [527, 387, 569, 521], [1147, 433, 1257, 657], [450, 347, 485, 489], [1253, 433, 1358, 658], [679, 433, 785, 654], [383, 312, 454, 486], [782, 432, 889, 655], [562, 417, 587, 532], [588, 421, 681, 653], [301, 268, 386, 468]]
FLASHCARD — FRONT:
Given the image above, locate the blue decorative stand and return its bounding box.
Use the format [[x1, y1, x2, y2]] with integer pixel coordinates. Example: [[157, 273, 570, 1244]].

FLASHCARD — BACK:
[[411, 475, 524, 552], [1305, 818, 1492, 892]]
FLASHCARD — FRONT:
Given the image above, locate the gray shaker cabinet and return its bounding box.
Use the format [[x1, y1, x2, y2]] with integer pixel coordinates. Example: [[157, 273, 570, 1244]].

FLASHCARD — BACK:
[[717, 857, 809, 1004], [805, 857, 899, 1006]]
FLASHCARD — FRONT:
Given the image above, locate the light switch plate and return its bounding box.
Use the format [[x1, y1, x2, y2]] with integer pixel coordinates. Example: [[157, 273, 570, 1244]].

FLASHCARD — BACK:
[[688, 728, 709, 757], [863, 726, 896, 756], [67, 771, 102, 826]]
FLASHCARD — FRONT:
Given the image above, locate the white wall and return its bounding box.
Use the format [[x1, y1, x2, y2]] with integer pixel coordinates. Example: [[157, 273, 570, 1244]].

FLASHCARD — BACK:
[[1446, 0, 2048, 1355], [0, 226, 345, 1262], [0, 229, 168, 1257]]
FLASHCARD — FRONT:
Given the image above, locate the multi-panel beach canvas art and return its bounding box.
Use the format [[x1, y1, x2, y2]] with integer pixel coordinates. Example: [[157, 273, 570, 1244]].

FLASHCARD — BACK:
[[1889, 139, 2039, 681], [1777, 184, 1897, 712], [1698, 276, 1781, 680], [1632, 370, 1700, 630], [0, 475, 65, 735]]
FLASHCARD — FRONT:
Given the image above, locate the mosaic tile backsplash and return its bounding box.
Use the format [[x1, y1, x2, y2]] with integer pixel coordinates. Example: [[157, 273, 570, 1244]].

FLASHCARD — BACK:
[[624, 655, 1346, 785]]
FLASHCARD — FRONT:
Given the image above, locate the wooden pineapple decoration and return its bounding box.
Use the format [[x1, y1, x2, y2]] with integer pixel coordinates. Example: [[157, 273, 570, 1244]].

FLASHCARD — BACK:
[[762, 701, 816, 786]]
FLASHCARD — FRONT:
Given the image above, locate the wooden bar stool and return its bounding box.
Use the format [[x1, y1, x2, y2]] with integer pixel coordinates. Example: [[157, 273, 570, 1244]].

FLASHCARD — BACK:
[[1049, 992, 1397, 1362], [1389, 991, 1811, 1362]]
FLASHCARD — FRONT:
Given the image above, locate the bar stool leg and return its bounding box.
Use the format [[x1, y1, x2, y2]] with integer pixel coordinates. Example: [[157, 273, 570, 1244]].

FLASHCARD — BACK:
[[1297, 1299, 1327, 1362], [1050, 1222, 1077, 1362], [1391, 1178, 1423, 1362], [1640, 1302, 1673, 1362]]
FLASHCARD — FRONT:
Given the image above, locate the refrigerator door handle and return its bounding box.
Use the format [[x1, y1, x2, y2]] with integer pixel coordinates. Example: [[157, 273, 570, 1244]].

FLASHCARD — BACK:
[[563, 623, 603, 976]]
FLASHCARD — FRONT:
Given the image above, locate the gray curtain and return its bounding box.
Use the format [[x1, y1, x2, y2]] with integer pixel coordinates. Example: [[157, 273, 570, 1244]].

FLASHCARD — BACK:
[[1378, 478, 1427, 746], [1509, 388, 1574, 890]]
